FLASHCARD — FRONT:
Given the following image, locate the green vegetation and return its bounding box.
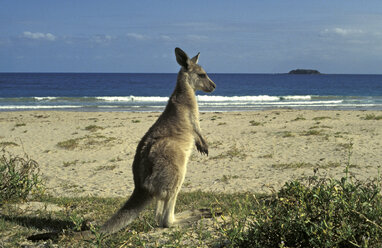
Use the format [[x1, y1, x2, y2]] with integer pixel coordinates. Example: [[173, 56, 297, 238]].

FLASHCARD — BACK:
[[0, 141, 19, 147], [218, 174, 239, 184], [292, 115, 306, 121], [95, 165, 118, 171], [2, 145, 382, 247], [84, 125, 104, 132], [57, 138, 79, 150], [57, 135, 117, 150], [272, 161, 343, 169], [258, 153, 273, 159], [278, 131, 294, 138], [14, 123, 26, 127], [109, 157, 123, 163], [212, 145, 247, 160], [312, 116, 332, 121], [211, 115, 222, 121], [0, 150, 44, 205], [2, 167, 382, 247], [63, 160, 79, 167], [301, 129, 323, 136], [363, 114, 382, 120], [228, 175, 382, 248], [249, 120, 262, 126]]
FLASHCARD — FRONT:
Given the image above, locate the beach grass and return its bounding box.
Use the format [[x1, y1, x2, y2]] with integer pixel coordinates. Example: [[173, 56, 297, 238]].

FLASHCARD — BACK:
[[363, 113, 382, 120], [84, 125, 104, 132], [211, 145, 248, 160], [0, 148, 379, 248], [2, 170, 382, 247], [0, 150, 44, 205], [0, 141, 19, 148], [57, 135, 117, 150]]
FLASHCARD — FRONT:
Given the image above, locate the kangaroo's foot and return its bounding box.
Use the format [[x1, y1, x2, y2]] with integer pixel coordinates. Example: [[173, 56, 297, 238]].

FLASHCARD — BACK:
[[172, 208, 216, 227]]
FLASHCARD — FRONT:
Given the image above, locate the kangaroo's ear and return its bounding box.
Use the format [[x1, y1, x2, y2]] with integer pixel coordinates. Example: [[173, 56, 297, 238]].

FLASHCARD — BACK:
[[190, 52, 200, 64], [175, 47, 190, 69]]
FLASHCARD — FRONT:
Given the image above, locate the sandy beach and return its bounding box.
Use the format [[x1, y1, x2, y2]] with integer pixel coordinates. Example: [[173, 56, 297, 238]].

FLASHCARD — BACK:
[[1, 110, 381, 198]]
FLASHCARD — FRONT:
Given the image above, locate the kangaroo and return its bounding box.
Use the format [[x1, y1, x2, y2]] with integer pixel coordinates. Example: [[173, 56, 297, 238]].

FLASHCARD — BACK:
[[99, 47, 216, 234], [28, 48, 216, 241]]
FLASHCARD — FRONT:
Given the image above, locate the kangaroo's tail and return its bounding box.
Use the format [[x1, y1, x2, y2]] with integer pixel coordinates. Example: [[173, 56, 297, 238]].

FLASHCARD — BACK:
[[99, 188, 152, 235], [27, 188, 152, 241]]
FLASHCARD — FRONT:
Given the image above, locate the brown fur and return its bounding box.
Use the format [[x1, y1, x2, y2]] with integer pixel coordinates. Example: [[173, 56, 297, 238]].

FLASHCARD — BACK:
[[99, 47, 216, 234]]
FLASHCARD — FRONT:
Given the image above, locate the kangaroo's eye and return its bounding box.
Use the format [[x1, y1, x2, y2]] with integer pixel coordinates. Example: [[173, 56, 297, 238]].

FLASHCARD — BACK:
[[198, 73, 206, 78]]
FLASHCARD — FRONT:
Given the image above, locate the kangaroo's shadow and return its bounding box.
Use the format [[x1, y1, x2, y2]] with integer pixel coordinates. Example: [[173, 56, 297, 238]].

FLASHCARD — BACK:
[[1, 213, 87, 241], [1, 214, 75, 236]]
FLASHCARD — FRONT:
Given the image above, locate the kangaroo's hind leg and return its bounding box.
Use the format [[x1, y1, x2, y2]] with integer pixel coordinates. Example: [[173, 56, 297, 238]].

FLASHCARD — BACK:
[[160, 191, 214, 228], [161, 192, 179, 227], [155, 199, 164, 224]]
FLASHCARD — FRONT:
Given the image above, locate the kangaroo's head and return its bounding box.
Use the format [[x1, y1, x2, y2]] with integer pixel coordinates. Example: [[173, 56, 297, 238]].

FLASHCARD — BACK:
[[175, 47, 216, 93]]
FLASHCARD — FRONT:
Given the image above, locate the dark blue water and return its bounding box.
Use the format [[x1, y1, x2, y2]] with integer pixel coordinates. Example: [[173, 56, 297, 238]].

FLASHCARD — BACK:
[[1, 73, 382, 111]]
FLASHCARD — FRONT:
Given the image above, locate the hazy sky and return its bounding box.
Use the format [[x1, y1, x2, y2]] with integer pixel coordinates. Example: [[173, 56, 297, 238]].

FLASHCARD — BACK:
[[1, 1, 382, 73]]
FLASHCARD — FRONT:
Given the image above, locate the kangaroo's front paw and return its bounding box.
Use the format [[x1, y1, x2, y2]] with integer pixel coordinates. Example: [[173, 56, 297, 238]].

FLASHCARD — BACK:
[[196, 141, 208, 156]]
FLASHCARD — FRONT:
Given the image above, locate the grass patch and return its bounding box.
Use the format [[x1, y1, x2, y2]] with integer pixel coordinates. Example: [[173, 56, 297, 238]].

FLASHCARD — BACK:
[[249, 120, 262, 126], [131, 119, 141, 123], [301, 129, 323, 136], [312, 116, 332, 121], [211, 115, 222, 121], [32, 114, 49, 119], [57, 138, 79, 150], [57, 135, 117, 150], [2, 167, 382, 247], [0, 150, 44, 205], [218, 174, 240, 184], [310, 125, 332, 129], [272, 162, 343, 169], [363, 113, 382, 120], [63, 160, 79, 167], [84, 125, 104, 132], [292, 115, 306, 121], [278, 131, 294, 138], [0, 191, 257, 247], [211, 145, 247, 160], [258, 153, 273, 159], [14, 123, 26, 127], [95, 165, 118, 171], [2, 144, 380, 247], [0, 141, 19, 147], [109, 157, 123, 163]]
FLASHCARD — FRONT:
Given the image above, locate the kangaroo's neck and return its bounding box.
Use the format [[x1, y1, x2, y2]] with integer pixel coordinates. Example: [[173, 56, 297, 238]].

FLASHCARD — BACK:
[[170, 71, 198, 112]]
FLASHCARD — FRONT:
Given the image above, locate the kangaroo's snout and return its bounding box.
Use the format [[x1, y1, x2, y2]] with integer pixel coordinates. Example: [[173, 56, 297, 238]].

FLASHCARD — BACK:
[[204, 79, 216, 93]]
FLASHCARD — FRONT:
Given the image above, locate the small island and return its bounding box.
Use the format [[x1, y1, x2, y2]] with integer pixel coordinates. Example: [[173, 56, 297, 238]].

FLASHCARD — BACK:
[[288, 69, 321, 75]]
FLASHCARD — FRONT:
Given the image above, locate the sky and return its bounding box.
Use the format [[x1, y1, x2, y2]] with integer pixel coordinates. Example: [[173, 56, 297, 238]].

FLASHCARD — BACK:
[[1, 1, 382, 73]]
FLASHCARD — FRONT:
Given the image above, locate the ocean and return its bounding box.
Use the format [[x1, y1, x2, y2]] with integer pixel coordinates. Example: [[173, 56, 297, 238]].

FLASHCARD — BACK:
[[0, 73, 382, 112]]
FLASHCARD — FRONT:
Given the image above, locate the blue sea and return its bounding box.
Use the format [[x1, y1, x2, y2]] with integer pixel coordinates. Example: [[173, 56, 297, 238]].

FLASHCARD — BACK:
[[0, 73, 382, 112]]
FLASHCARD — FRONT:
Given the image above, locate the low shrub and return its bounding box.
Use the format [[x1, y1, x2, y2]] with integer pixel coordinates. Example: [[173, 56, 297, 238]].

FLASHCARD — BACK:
[[0, 150, 44, 205], [227, 175, 382, 247]]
